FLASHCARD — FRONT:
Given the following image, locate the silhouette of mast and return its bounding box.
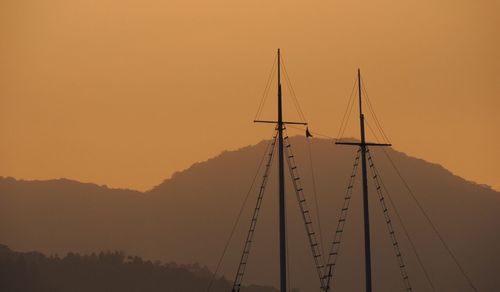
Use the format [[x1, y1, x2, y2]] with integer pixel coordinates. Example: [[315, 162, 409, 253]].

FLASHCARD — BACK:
[[254, 49, 307, 292], [336, 69, 391, 292], [276, 48, 287, 292]]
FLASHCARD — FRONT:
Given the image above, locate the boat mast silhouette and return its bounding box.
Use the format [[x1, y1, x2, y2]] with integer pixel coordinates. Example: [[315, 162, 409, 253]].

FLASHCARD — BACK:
[[335, 69, 391, 292], [218, 53, 480, 292], [232, 53, 395, 292], [253, 48, 308, 292]]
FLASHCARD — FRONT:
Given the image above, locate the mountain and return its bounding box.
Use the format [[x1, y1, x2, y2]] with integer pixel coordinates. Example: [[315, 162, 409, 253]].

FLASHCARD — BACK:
[[0, 136, 498, 291], [0, 244, 277, 292]]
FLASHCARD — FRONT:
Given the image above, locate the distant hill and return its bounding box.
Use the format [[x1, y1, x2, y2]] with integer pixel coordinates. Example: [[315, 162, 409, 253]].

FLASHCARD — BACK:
[[0, 244, 277, 292], [0, 136, 499, 291]]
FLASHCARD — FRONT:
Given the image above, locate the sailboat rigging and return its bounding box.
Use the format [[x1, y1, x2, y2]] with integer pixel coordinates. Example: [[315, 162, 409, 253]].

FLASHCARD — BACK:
[[333, 69, 392, 292], [204, 49, 480, 292]]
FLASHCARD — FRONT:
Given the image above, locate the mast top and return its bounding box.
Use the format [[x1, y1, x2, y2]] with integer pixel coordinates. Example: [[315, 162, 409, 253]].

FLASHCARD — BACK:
[[254, 49, 307, 126], [336, 69, 392, 147], [358, 68, 363, 118]]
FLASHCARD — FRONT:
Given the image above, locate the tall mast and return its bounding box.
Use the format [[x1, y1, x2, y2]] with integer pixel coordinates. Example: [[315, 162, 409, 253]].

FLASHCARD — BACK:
[[358, 68, 372, 292], [336, 69, 391, 292], [254, 50, 308, 292], [277, 48, 287, 292]]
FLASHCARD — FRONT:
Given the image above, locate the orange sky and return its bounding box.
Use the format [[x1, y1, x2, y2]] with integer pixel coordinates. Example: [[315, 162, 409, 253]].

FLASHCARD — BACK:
[[1, 0, 499, 191]]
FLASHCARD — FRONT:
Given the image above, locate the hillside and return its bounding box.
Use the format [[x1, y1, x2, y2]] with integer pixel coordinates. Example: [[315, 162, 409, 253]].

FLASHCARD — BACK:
[[0, 244, 277, 292], [0, 137, 499, 291]]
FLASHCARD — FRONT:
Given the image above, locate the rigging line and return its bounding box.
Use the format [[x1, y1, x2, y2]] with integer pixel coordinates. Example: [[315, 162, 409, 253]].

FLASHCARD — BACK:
[[367, 148, 413, 291], [255, 55, 277, 120], [283, 129, 326, 289], [339, 89, 357, 140], [360, 78, 391, 144], [336, 77, 357, 139], [336, 76, 358, 140], [365, 118, 438, 291], [360, 82, 386, 142], [306, 137, 325, 257], [256, 54, 278, 120], [280, 56, 306, 122], [363, 93, 390, 145], [280, 56, 307, 122], [207, 129, 277, 292], [232, 130, 279, 292], [364, 119, 436, 291], [359, 77, 386, 141], [364, 100, 390, 145], [380, 147, 479, 292], [365, 120, 383, 144], [284, 72, 307, 123], [338, 75, 360, 140], [254, 54, 278, 120], [285, 124, 334, 140], [365, 95, 390, 144], [323, 149, 361, 291], [367, 150, 436, 292]]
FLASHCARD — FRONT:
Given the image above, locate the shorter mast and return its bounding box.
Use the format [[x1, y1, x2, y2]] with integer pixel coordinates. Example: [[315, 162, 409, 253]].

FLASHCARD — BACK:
[[336, 69, 391, 292]]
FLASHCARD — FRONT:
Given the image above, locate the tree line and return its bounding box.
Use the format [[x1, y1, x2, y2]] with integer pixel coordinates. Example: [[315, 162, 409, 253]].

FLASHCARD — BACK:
[[0, 244, 278, 292]]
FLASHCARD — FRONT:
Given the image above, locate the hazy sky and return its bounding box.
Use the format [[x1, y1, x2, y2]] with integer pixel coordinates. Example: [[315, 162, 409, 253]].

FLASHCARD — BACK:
[[1, 0, 499, 191]]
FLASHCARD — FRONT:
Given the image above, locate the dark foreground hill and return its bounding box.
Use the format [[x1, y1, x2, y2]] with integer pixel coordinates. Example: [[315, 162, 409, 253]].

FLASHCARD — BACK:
[[1, 136, 499, 291], [0, 244, 277, 292]]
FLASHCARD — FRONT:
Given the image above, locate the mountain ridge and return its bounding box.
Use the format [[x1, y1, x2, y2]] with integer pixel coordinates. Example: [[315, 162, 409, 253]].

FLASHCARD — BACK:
[[1, 136, 498, 291], [2, 136, 495, 193]]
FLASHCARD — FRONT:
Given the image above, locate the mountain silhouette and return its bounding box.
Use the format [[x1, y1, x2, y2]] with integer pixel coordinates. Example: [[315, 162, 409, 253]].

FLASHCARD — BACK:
[[0, 136, 498, 291]]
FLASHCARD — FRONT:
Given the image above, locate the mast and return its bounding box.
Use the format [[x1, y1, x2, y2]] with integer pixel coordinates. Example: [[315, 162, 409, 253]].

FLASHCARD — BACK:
[[358, 68, 372, 292], [254, 49, 308, 292], [336, 69, 391, 292], [277, 48, 287, 292]]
